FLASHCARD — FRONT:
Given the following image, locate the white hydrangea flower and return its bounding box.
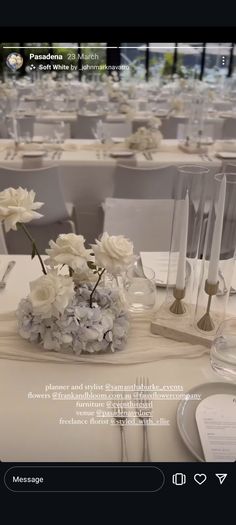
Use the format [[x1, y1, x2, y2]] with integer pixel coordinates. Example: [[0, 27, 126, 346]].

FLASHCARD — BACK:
[[0, 187, 43, 231], [45, 233, 92, 272], [17, 283, 129, 354], [91, 233, 134, 276]]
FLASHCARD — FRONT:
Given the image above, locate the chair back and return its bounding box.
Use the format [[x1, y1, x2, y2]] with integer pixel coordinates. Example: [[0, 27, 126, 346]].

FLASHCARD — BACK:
[[160, 116, 188, 139], [113, 164, 178, 199], [103, 197, 183, 252], [6, 116, 35, 139], [222, 117, 236, 140], [102, 121, 132, 138], [34, 122, 70, 139], [71, 114, 106, 139]]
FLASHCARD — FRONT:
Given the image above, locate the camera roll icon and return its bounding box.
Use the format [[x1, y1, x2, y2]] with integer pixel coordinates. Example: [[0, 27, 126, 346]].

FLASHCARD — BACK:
[[172, 473, 186, 486]]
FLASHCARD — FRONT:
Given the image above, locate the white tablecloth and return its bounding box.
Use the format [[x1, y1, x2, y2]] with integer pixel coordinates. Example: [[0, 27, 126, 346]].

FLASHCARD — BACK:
[[0, 255, 234, 462]]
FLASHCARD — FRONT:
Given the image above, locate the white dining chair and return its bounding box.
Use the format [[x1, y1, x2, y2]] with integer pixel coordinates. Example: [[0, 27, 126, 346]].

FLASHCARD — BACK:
[[71, 113, 106, 139], [0, 165, 77, 254], [160, 116, 188, 139], [33, 122, 71, 140], [213, 101, 233, 112], [222, 117, 236, 139], [6, 116, 35, 140], [102, 197, 184, 253], [102, 121, 132, 138], [113, 164, 178, 199]]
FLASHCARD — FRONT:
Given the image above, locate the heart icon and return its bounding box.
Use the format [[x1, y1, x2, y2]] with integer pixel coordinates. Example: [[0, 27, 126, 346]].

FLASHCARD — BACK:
[[194, 474, 207, 485]]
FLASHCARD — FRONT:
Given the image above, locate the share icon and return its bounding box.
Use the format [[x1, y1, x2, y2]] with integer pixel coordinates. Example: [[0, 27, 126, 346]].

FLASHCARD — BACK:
[[215, 474, 228, 485]]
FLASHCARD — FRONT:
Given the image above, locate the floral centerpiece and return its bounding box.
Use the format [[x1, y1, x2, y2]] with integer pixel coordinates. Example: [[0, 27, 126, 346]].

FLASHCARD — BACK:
[[170, 96, 184, 114], [125, 125, 163, 151], [0, 187, 134, 355]]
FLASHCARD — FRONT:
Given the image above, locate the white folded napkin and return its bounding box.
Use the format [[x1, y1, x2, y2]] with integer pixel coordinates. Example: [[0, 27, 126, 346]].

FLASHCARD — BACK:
[[0, 311, 208, 365]]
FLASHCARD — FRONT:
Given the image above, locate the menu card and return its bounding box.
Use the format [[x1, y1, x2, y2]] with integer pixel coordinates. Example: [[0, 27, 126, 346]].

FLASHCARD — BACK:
[[196, 394, 236, 462]]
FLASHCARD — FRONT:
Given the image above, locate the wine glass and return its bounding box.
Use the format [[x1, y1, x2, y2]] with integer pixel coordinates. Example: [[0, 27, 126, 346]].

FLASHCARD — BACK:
[[211, 318, 236, 379], [54, 121, 65, 144]]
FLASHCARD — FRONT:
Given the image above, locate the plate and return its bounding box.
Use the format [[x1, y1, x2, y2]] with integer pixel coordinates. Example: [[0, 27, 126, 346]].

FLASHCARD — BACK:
[[177, 382, 236, 462], [110, 151, 134, 158], [216, 151, 236, 159], [21, 150, 46, 157], [111, 137, 125, 144]]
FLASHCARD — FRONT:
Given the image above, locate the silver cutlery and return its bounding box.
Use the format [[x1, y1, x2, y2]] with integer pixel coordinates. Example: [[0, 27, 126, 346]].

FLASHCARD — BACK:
[[52, 150, 58, 160], [143, 151, 150, 160], [56, 150, 62, 159], [206, 153, 213, 162], [135, 376, 151, 462], [11, 150, 17, 160], [0, 260, 16, 289], [114, 403, 128, 462]]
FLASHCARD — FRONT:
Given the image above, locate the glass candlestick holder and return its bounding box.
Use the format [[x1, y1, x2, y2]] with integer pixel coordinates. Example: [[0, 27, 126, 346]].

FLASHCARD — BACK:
[[194, 172, 236, 336]]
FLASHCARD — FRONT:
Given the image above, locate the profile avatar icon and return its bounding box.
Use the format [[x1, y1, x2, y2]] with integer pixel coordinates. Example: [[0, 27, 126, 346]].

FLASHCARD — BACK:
[[6, 53, 23, 71]]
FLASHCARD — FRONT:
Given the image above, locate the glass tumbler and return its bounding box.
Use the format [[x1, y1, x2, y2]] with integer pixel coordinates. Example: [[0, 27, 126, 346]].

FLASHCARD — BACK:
[[210, 318, 236, 379], [124, 265, 156, 312]]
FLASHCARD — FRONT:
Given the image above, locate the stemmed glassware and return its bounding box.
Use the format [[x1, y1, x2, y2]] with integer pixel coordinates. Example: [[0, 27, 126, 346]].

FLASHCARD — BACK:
[[211, 318, 236, 379], [54, 121, 65, 144]]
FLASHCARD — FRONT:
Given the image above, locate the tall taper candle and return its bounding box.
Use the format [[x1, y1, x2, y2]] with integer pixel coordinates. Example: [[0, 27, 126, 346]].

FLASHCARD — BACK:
[[176, 191, 189, 290], [208, 175, 226, 285]]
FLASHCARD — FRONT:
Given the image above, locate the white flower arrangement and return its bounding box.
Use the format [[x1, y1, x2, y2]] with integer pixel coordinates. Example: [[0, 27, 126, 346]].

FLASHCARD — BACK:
[[0, 187, 43, 232], [119, 102, 133, 114], [0, 187, 133, 355], [147, 116, 162, 131], [170, 97, 184, 113], [125, 126, 163, 151]]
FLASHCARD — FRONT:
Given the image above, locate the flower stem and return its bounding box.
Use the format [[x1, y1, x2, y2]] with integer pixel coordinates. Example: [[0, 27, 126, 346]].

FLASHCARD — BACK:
[[17, 222, 47, 275], [89, 268, 105, 307]]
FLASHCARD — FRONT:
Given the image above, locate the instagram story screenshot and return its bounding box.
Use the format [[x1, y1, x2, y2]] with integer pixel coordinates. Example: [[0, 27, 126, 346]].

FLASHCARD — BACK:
[[0, 18, 236, 504]]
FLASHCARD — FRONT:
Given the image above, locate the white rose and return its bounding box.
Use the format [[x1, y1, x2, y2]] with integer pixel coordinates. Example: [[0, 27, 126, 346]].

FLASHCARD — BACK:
[[91, 233, 134, 275], [45, 233, 91, 272], [29, 271, 75, 319], [0, 187, 43, 232]]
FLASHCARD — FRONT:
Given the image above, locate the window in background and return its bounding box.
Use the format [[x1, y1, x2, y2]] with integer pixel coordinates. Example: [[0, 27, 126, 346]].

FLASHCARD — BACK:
[[204, 43, 232, 82], [176, 43, 203, 78], [148, 43, 175, 81], [120, 43, 146, 80], [80, 43, 106, 80]]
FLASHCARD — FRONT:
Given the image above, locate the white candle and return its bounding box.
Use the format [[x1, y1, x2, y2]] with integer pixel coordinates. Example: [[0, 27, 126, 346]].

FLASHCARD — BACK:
[[208, 175, 226, 285], [176, 192, 189, 290]]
